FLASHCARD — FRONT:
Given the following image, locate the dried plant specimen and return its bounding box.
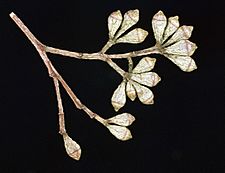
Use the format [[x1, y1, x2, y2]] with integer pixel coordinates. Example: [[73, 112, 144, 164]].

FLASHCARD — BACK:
[[9, 9, 198, 160]]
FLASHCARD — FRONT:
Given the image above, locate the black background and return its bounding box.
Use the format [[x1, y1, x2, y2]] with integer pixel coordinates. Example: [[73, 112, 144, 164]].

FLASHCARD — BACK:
[[0, 0, 225, 173]]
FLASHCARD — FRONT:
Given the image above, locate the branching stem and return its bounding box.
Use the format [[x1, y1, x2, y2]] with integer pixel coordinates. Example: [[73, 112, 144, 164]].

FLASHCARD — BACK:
[[9, 12, 161, 133]]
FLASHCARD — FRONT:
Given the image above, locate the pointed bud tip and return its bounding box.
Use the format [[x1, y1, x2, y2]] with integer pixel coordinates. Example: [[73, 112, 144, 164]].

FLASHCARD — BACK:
[[173, 16, 179, 19], [186, 63, 198, 72], [114, 108, 119, 112], [125, 133, 133, 141], [131, 9, 139, 14], [130, 97, 135, 101], [158, 76, 162, 82], [144, 99, 154, 105], [194, 65, 198, 70], [157, 10, 164, 15], [69, 148, 81, 160], [112, 102, 121, 112]]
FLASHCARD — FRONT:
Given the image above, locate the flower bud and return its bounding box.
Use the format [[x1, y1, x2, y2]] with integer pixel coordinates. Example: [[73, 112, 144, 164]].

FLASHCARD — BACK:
[[63, 134, 81, 160], [107, 113, 135, 126], [111, 81, 126, 111], [107, 125, 132, 141]]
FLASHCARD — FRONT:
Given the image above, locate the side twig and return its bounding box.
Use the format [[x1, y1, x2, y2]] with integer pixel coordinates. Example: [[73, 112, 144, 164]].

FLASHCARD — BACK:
[[53, 78, 66, 135], [45, 44, 160, 60]]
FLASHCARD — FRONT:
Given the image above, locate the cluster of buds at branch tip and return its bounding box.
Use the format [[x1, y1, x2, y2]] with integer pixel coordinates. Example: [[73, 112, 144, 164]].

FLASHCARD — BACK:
[[102, 9, 148, 53], [152, 11, 197, 72], [111, 57, 161, 111]]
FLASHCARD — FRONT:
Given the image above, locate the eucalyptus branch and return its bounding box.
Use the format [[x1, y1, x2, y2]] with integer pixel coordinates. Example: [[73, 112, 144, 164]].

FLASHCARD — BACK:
[[9, 8, 198, 161]]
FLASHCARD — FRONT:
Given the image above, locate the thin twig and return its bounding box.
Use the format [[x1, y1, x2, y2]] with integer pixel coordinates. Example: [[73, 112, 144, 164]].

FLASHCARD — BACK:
[[127, 57, 133, 73], [100, 39, 114, 54], [53, 78, 66, 135]]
